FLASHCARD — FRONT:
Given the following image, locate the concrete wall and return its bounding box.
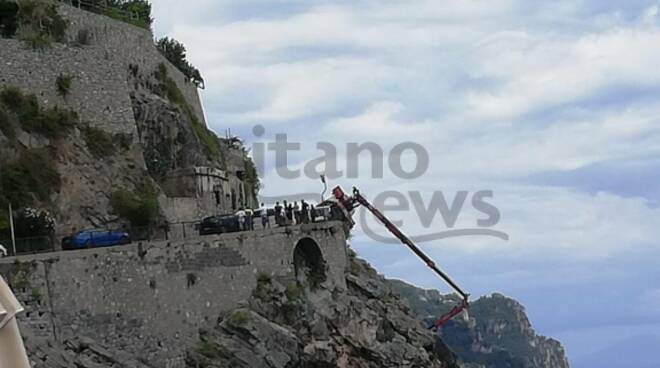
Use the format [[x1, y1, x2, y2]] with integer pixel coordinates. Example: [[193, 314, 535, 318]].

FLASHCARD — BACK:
[[0, 221, 348, 365], [0, 3, 205, 134]]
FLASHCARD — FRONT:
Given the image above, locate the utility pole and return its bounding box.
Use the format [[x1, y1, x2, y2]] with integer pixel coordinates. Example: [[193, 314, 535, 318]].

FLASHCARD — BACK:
[[9, 203, 16, 256], [0, 160, 16, 255]]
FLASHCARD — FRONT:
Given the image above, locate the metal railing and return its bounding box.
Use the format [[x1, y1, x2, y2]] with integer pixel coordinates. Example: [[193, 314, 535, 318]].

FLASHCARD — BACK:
[[58, 0, 141, 23], [0, 213, 332, 258], [0, 220, 202, 257]]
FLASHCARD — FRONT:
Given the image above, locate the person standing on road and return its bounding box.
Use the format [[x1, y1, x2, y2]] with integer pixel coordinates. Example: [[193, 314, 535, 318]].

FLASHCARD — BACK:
[[274, 202, 282, 226], [245, 208, 254, 230], [260, 203, 270, 229], [293, 201, 300, 224], [286, 203, 293, 225], [301, 200, 310, 224], [236, 208, 246, 231]]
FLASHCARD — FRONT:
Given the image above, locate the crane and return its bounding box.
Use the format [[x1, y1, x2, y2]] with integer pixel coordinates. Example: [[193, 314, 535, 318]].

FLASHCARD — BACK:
[[329, 185, 469, 329]]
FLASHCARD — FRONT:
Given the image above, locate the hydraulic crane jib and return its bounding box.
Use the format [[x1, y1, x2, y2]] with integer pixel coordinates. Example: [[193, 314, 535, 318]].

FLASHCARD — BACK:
[[330, 185, 469, 329]]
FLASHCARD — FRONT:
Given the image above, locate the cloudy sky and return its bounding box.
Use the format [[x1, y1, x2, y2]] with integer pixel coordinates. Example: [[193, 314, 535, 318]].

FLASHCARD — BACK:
[[152, 1, 660, 366]]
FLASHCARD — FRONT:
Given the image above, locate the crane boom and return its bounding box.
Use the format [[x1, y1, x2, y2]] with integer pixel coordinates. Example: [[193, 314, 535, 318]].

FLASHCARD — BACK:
[[331, 186, 469, 328]]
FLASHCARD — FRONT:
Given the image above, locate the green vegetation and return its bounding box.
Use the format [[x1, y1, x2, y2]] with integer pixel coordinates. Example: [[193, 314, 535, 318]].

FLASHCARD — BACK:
[[227, 310, 249, 326], [31, 286, 41, 300], [106, 0, 152, 29], [16, 0, 68, 49], [71, 0, 152, 30], [0, 0, 19, 38], [4, 260, 37, 289], [55, 73, 72, 97], [82, 125, 115, 157], [151, 63, 221, 159], [284, 281, 302, 300], [307, 268, 326, 290], [0, 147, 61, 207], [0, 106, 17, 138], [156, 37, 204, 87], [0, 86, 78, 140], [115, 132, 132, 151], [197, 340, 220, 358], [257, 273, 272, 283], [144, 136, 174, 180], [109, 183, 159, 227], [0, 87, 66, 248]]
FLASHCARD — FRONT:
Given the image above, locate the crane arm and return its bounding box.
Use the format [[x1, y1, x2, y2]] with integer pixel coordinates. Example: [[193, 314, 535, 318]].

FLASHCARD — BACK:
[[331, 186, 469, 328]]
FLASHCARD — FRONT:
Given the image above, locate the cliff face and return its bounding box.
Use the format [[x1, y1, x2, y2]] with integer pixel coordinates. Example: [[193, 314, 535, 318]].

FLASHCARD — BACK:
[[18, 247, 570, 368], [0, 3, 257, 241], [184, 254, 459, 368], [390, 280, 570, 368]]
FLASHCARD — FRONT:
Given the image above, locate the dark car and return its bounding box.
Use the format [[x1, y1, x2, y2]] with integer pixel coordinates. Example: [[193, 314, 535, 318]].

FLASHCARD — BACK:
[[64, 229, 131, 250], [199, 214, 240, 235]]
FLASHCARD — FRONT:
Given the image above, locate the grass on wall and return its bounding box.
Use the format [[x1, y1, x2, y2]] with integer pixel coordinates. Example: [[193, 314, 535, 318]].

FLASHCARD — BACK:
[[0, 86, 78, 140], [82, 125, 116, 158], [0, 147, 61, 207], [110, 183, 159, 227]]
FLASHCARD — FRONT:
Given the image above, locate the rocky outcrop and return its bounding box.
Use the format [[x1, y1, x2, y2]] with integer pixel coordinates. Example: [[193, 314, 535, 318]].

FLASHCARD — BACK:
[[24, 334, 153, 368], [391, 280, 570, 368], [131, 92, 211, 180], [184, 253, 459, 368]]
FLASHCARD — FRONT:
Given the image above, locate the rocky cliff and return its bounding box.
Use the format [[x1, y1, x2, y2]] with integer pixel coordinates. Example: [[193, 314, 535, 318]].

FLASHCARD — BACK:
[[18, 247, 570, 368], [20, 250, 461, 368], [391, 280, 570, 368], [0, 2, 257, 246]]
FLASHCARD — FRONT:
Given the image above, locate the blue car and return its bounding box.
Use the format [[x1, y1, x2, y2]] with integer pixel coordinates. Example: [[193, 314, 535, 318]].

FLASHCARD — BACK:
[[65, 229, 131, 249]]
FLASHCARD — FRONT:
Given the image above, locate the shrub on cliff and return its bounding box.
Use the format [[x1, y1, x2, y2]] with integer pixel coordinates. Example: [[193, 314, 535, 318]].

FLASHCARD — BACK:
[[0, 86, 78, 140], [0, 105, 17, 138], [55, 73, 73, 98], [82, 125, 115, 158], [0, 0, 19, 38], [0, 148, 61, 207], [156, 37, 204, 87], [105, 0, 153, 29], [16, 0, 67, 49], [110, 183, 160, 227]]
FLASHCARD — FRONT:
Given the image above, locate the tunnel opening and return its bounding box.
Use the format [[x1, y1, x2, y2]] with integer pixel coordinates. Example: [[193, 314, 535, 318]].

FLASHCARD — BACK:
[[293, 237, 327, 289]]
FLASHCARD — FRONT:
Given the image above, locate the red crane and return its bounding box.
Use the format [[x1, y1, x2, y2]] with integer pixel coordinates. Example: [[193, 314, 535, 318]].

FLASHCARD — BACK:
[[330, 186, 469, 329]]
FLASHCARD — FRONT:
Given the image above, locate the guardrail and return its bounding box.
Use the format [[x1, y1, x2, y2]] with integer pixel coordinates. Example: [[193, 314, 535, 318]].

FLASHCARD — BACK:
[[57, 0, 142, 25], [0, 220, 201, 257]]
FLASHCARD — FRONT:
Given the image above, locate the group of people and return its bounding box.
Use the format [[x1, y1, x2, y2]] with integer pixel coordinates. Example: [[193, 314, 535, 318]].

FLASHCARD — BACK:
[[235, 207, 258, 231], [234, 200, 321, 231], [273, 199, 316, 226]]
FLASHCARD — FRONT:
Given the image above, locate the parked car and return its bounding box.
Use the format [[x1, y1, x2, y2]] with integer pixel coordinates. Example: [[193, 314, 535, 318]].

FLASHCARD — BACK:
[[313, 205, 332, 222], [198, 214, 240, 235], [64, 229, 131, 250]]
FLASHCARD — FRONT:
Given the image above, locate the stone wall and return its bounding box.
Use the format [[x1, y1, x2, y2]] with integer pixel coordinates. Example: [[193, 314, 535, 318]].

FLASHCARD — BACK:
[[0, 3, 205, 134], [0, 221, 348, 365]]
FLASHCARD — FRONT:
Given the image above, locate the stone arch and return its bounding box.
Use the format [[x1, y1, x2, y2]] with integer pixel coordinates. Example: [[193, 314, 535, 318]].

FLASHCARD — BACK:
[[293, 237, 327, 288]]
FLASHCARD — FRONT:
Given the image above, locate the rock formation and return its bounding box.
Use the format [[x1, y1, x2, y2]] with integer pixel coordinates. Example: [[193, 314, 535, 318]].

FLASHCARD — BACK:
[[391, 279, 570, 368]]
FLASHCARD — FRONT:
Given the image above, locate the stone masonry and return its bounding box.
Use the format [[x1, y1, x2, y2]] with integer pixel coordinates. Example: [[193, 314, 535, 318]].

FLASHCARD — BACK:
[[0, 3, 205, 135], [0, 221, 348, 365]]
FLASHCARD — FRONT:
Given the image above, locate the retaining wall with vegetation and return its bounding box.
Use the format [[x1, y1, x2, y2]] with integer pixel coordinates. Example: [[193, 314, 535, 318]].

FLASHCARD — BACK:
[[0, 3, 205, 134]]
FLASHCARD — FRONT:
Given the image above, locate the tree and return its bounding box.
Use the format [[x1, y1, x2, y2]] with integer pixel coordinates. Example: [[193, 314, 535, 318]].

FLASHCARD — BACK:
[[156, 37, 205, 88]]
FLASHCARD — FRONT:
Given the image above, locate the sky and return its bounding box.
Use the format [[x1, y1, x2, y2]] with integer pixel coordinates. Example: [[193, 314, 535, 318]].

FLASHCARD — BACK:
[[151, 1, 660, 367]]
